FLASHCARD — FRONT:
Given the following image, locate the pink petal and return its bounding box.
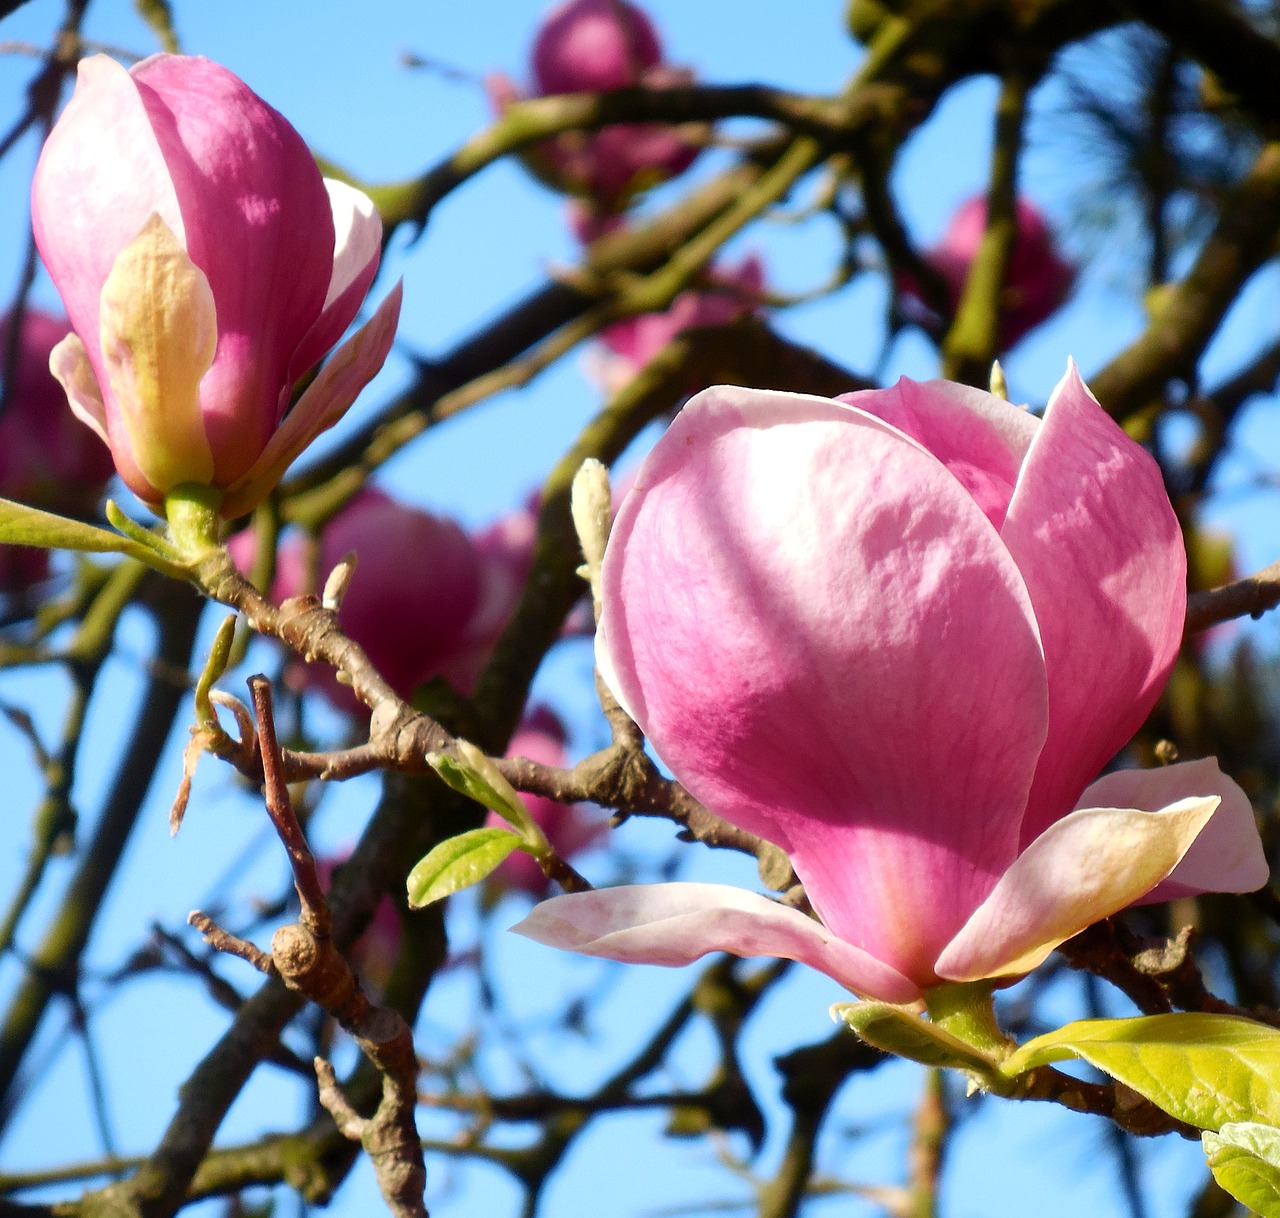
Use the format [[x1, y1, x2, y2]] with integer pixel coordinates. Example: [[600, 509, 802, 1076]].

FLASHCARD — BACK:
[[286, 179, 383, 383], [510, 883, 922, 1002], [220, 281, 401, 518], [1079, 759, 1268, 899], [1002, 362, 1187, 846], [32, 56, 181, 396], [838, 376, 1037, 531], [937, 796, 1220, 983], [597, 385, 1049, 986]]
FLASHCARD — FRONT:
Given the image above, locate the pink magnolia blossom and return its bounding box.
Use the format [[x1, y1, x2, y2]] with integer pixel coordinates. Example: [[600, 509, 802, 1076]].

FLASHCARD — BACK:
[[229, 489, 536, 711], [591, 254, 766, 394], [0, 310, 118, 593], [32, 54, 401, 519], [902, 196, 1075, 350], [532, 0, 662, 95], [317, 854, 402, 993], [515, 366, 1268, 1004], [486, 707, 609, 896], [486, 0, 700, 211]]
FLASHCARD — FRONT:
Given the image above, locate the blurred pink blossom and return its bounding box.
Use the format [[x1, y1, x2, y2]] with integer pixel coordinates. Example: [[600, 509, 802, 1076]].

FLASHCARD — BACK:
[[516, 366, 1267, 1003], [32, 54, 400, 518], [590, 253, 766, 393], [486, 706, 608, 897], [901, 195, 1075, 350], [316, 854, 402, 993], [486, 0, 701, 211], [230, 488, 537, 712], [0, 309, 117, 594], [532, 0, 662, 95]]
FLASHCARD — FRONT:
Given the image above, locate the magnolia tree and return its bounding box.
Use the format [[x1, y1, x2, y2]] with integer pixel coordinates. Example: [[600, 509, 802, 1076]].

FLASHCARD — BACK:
[[0, 1, 1279, 1216]]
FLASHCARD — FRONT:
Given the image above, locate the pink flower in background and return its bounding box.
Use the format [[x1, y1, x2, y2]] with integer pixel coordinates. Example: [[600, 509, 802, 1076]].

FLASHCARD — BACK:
[[32, 54, 400, 519], [486, 707, 609, 897], [532, 0, 662, 95], [317, 855, 402, 992], [230, 489, 536, 711], [901, 195, 1075, 350], [591, 253, 766, 393], [0, 309, 118, 594], [515, 367, 1268, 1003], [486, 0, 701, 211]]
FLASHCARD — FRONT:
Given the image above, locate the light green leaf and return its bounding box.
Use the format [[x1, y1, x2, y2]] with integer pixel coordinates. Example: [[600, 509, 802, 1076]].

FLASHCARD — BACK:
[[426, 739, 542, 841], [0, 497, 188, 578], [1001, 1014, 1280, 1130], [406, 827, 522, 908], [194, 615, 236, 725], [1204, 1122, 1280, 1218], [834, 1002, 1000, 1079]]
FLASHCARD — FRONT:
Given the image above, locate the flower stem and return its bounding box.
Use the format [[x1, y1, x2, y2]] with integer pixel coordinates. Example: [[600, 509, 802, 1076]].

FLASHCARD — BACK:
[[165, 482, 225, 562], [923, 981, 1015, 1060]]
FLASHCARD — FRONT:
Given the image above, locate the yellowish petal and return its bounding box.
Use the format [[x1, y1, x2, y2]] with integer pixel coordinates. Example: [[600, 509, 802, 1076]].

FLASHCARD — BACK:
[[99, 213, 217, 494], [49, 331, 108, 444]]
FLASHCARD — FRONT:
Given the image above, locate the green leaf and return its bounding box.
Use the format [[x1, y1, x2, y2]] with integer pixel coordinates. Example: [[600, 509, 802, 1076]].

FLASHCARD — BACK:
[[0, 497, 189, 578], [834, 1001, 1000, 1079], [194, 615, 236, 725], [1204, 1122, 1280, 1218], [1001, 1014, 1280, 1130], [406, 827, 522, 908], [426, 739, 542, 841]]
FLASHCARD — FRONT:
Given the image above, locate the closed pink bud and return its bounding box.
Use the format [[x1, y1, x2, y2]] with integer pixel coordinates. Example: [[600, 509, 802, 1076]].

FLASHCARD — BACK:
[[230, 489, 538, 711], [900, 196, 1075, 350], [487, 1, 700, 210], [515, 366, 1267, 1002], [32, 54, 401, 518], [231, 489, 484, 710], [532, 0, 662, 95]]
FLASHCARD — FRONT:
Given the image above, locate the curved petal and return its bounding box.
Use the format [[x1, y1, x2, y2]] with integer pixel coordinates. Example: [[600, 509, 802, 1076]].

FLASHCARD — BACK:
[[49, 334, 108, 446], [838, 377, 1038, 531], [98, 213, 217, 500], [286, 179, 383, 382], [129, 55, 336, 483], [598, 384, 1049, 986], [1079, 759, 1268, 898], [1001, 361, 1187, 845], [511, 883, 921, 1003], [936, 796, 1220, 983], [220, 282, 401, 518], [32, 56, 181, 399]]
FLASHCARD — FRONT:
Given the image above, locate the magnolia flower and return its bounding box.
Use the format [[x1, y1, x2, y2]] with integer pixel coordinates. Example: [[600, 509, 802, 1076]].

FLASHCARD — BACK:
[[229, 489, 536, 711], [0, 309, 117, 593], [486, 0, 701, 210], [317, 854, 402, 993], [486, 707, 608, 897], [590, 253, 766, 394], [515, 366, 1268, 1004], [32, 54, 401, 519], [901, 196, 1075, 350], [532, 0, 663, 94]]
